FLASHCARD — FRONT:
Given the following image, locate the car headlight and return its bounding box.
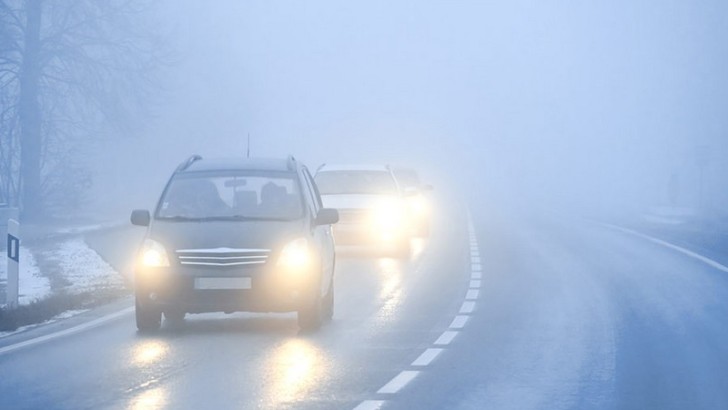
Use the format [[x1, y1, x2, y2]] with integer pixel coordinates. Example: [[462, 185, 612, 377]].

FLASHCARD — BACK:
[[371, 199, 406, 230], [140, 239, 170, 268], [408, 194, 429, 217], [278, 238, 311, 270]]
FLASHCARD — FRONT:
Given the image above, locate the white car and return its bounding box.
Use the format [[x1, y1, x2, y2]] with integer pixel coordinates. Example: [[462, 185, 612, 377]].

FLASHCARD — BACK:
[[314, 164, 412, 256], [392, 167, 433, 236]]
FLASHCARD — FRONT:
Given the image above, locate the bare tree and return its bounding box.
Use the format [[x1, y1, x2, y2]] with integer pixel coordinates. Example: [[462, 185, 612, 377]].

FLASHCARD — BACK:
[[0, 0, 166, 219]]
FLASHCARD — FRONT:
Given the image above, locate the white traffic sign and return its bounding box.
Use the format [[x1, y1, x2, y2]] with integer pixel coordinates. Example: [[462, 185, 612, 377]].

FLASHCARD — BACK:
[[6, 219, 19, 308]]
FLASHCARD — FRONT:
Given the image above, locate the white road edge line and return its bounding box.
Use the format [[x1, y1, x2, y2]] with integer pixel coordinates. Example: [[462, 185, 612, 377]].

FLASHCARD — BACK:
[[603, 223, 728, 273], [465, 289, 480, 300], [434, 330, 459, 346], [377, 371, 420, 394], [469, 279, 481, 288], [471, 271, 482, 279], [412, 348, 444, 366], [449, 315, 469, 329], [353, 400, 387, 410], [0, 306, 134, 356]]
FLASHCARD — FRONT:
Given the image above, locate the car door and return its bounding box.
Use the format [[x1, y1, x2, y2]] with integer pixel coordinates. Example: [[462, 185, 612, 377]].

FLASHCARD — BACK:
[[302, 168, 335, 294]]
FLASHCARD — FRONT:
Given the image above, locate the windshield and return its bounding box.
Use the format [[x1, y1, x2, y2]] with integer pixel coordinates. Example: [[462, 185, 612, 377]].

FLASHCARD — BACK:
[[393, 169, 421, 189], [156, 172, 303, 220], [315, 170, 398, 195]]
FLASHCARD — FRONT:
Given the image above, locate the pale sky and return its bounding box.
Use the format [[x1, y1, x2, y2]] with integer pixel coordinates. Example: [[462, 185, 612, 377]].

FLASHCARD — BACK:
[[106, 0, 728, 213]]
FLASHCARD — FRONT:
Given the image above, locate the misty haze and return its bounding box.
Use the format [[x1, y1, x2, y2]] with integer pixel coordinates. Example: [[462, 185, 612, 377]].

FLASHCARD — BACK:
[[1, 1, 728, 409]]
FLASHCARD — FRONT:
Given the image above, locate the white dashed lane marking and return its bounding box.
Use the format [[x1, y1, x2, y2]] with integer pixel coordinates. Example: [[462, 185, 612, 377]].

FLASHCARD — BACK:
[[434, 331, 459, 346], [459, 301, 476, 314], [354, 215, 481, 409], [377, 371, 420, 394], [411, 348, 444, 366], [353, 400, 386, 410], [449, 315, 469, 329]]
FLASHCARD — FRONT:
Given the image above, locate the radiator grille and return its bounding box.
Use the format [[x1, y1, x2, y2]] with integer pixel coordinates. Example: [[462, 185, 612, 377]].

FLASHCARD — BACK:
[[175, 247, 270, 267]]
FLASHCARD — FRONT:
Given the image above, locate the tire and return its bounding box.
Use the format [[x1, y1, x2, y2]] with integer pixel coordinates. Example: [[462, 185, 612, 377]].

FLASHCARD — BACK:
[[135, 295, 161, 332], [297, 293, 323, 332], [163, 308, 186, 324]]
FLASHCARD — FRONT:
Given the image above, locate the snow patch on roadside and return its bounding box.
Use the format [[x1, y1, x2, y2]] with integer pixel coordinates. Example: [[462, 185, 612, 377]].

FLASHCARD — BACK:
[[2, 236, 122, 308], [0, 246, 50, 305], [50, 238, 123, 292], [51, 309, 89, 320]]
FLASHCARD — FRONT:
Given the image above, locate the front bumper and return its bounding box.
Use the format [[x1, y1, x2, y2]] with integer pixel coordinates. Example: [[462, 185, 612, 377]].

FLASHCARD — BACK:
[[135, 265, 319, 314], [333, 221, 410, 246]]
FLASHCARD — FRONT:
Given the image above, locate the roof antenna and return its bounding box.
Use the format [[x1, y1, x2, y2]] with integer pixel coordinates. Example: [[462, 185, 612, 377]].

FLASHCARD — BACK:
[[246, 133, 251, 158]]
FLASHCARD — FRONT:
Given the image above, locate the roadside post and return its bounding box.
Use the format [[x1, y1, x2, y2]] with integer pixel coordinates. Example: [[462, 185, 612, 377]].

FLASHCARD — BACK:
[[6, 219, 19, 308]]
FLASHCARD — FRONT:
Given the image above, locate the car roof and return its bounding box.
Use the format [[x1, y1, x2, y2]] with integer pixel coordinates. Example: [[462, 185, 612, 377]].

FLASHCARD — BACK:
[[180, 157, 297, 173], [317, 164, 390, 172]]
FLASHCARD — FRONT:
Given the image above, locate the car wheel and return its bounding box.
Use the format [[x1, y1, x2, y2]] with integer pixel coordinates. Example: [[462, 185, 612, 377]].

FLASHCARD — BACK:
[[163, 308, 186, 324], [298, 293, 323, 332], [135, 295, 161, 332]]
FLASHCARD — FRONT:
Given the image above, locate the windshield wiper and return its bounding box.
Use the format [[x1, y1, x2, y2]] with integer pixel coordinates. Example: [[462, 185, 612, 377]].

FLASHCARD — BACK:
[[223, 215, 297, 222], [158, 215, 296, 222], [158, 215, 202, 221]]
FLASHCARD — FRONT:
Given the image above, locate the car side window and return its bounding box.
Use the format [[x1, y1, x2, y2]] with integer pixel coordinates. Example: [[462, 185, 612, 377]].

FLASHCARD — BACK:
[[299, 169, 319, 215]]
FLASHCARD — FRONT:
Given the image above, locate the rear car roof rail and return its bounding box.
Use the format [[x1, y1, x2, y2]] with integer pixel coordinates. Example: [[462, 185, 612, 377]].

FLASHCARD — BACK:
[[287, 155, 297, 171], [176, 154, 203, 172]]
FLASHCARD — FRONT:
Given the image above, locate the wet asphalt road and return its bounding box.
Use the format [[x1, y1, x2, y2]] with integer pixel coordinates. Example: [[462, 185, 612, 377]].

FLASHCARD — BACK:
[[1, 204, 727, 410]]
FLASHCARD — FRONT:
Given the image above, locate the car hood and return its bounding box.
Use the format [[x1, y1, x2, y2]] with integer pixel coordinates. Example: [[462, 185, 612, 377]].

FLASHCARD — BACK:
[[147, 219, 306, 253], [320, 194, 398, 210]]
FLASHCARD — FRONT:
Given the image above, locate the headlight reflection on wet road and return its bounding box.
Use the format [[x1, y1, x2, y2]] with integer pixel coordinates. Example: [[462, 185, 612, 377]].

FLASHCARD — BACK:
[[131, 340, 169, 366], [128, 387, 168, 410], [264, 339, 329, 406], [410, 237, 426, 260], [377, 258, 404, 323], [126, 340, 171, 410]]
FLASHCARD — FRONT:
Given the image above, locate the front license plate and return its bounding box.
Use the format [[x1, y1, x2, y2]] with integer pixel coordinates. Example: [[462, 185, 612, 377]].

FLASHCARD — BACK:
[[194, 277, 252, 290]]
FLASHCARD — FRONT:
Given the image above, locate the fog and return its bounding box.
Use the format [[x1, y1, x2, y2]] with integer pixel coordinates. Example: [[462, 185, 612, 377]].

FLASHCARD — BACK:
[[85, 0, 728, 220]]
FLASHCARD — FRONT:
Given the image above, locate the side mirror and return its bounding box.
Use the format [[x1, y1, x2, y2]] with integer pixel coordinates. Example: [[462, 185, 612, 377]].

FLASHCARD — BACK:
[[315, 208, 339, 226], [131, 209, 151, 227]]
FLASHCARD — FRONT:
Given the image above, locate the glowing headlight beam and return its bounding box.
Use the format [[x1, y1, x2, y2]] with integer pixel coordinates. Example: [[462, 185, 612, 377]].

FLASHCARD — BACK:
[[408, 194, 429, 216], [371, 199, 407, 231], [140, 239, 170, 267], [278, 238, 311, 270]]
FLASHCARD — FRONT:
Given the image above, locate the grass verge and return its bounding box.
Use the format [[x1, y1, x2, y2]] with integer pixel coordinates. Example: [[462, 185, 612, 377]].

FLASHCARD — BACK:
[[0, 287, 129, 332]]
